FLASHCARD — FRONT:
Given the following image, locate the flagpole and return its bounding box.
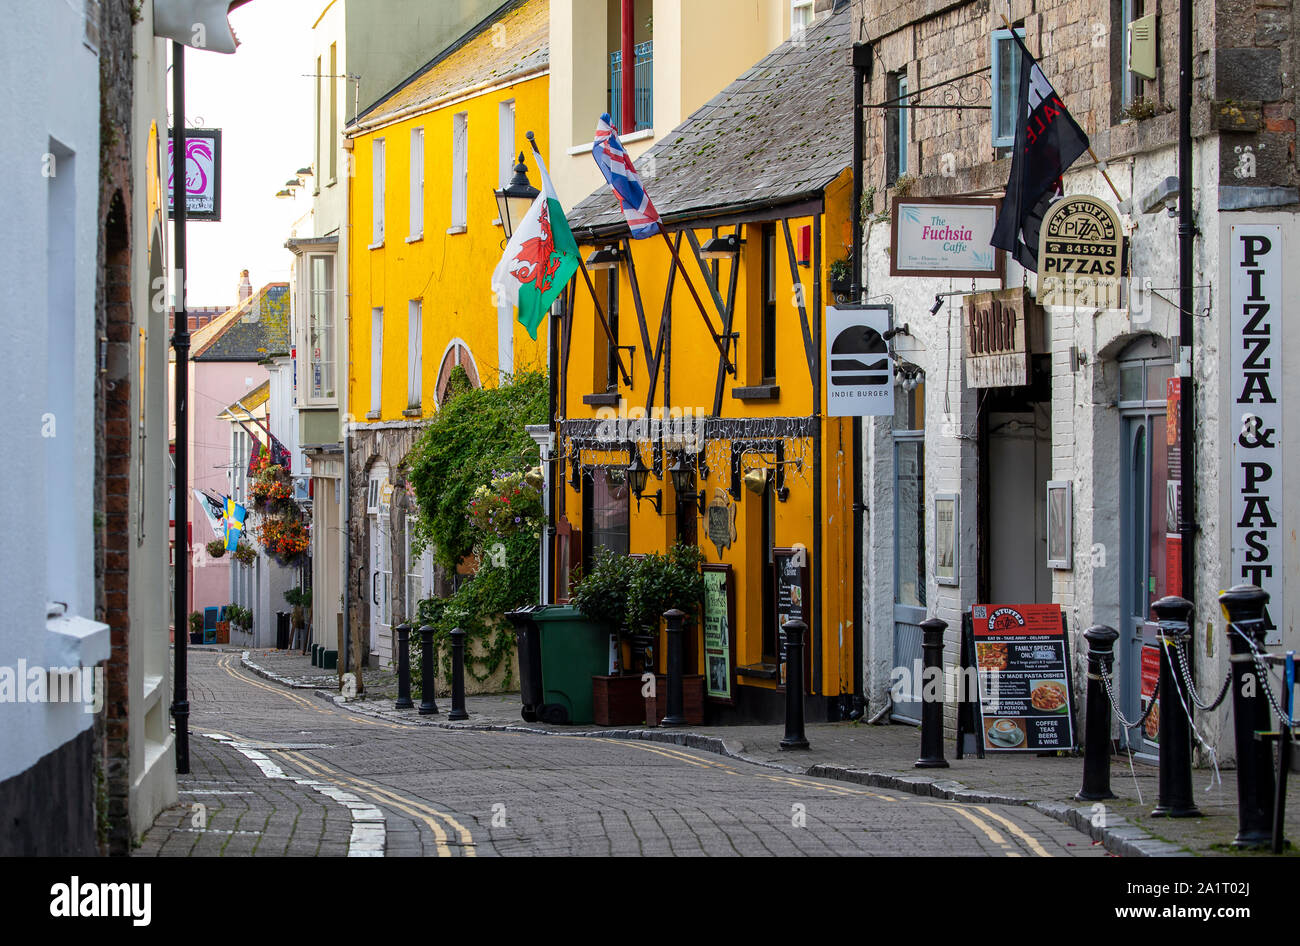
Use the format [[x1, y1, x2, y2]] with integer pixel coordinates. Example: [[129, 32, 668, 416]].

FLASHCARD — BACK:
[[655, 229, 736, 375], [525, 132, 631, 388], [1000, 15, 1125, 204]]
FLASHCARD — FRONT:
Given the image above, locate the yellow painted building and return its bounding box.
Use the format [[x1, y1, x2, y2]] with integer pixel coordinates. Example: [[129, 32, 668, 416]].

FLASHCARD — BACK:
[[345, 0, 552, 666], [558, 7, 857, 722]]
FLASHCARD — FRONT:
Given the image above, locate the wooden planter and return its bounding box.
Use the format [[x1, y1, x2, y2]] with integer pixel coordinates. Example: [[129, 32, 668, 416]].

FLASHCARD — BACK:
[[645, 675, 705, 727], [592, 674, 645, 726], [215, 621, 229, 644]]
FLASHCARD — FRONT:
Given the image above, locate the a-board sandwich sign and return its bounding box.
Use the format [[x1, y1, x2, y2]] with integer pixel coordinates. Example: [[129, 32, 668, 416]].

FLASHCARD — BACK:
[[972, 603, 1077, 751]]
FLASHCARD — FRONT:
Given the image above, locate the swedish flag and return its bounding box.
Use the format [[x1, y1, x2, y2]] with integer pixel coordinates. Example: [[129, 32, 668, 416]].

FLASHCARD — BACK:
[[224, 499, 247, 551]]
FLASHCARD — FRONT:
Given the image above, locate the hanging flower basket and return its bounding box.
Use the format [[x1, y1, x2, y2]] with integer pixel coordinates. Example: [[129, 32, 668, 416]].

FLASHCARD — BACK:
[[205, 539, 227, 559], [248, 463, 296, 515], [231, 544, 257, 567], [255, 515, 310, 569]]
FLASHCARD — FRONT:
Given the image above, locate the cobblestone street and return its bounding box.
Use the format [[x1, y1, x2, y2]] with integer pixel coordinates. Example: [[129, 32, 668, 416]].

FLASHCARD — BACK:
[[137, 649, 1106, 857]]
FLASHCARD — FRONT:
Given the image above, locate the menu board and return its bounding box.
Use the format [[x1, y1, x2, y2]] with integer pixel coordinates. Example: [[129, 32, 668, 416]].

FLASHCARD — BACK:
[[773, 550, 810, 689], [702, 568, 732, 701], [972, 603, 1076, 751]]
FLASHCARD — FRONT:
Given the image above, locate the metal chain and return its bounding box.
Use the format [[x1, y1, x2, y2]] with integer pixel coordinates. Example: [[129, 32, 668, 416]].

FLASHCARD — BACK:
[[1230, 623, 1295, 729], [1171, 643, 1232, 711], [1099, 661, 1159, 730]]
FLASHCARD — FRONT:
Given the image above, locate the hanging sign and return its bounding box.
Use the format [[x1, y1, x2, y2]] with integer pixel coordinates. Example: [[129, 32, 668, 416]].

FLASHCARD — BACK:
[[962, 288, 1043, 388], [1229, 225, 1284, 643], [825, 305, 894, 416], [702, 567, 733, 701], [891, 197, 1003, 278], [167, 128, 222, 220], [971, 603, 1077, 752], [705, 489, 737, 557], [1037, 194, 1123, 308]]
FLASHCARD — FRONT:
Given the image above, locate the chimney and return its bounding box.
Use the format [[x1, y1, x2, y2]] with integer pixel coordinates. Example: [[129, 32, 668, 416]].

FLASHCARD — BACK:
[[237, 269, 253, 303]]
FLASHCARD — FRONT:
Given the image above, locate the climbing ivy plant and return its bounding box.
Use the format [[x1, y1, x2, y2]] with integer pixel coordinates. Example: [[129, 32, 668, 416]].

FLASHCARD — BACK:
[[405, 368, 548, 689]]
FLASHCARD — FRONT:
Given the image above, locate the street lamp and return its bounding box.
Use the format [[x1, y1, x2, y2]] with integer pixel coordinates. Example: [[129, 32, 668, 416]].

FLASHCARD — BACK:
[[699, 233, 741, 259], [495, 152, 540, 240], [626, 450, 661, 514], [667, 452, 707, 515]]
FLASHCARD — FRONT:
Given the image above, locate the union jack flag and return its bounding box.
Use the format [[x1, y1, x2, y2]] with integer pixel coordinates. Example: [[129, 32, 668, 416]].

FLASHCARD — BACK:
[[592, 114, 662, 239]]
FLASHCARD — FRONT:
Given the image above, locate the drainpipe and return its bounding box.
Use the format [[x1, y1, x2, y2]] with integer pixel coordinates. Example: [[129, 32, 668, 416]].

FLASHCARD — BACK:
[[621, 0, 635, 134], [1177, 0, 1195, 605], [848, 41, 871, 719], [341, 133, 354, 680], [170, 41, 191, 775]]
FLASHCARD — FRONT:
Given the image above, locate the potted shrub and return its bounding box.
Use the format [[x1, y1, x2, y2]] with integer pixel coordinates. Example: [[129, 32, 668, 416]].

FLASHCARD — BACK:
[[188, 611, 204, 645], [571, 547, 644, 725], [628, 543, 707, 725], [829, 256, 852, 299]]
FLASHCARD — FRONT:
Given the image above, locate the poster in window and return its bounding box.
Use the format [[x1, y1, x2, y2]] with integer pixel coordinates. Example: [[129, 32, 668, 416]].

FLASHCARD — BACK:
[[702, 566, 733, 702]]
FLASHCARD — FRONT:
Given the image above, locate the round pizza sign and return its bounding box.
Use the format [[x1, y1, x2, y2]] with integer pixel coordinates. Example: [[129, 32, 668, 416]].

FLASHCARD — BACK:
[[1037, 194, 1123, 309]]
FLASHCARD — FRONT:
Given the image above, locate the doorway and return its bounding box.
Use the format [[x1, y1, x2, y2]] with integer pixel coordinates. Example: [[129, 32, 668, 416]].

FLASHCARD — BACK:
[[367, 463, 392, 666], [1117, 339, 1173, 748]]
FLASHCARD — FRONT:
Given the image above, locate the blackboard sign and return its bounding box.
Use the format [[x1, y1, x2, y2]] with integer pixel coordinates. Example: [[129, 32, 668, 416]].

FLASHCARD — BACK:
[[772, 549, 810, 689], [971, 603, 1076, 752], [702, 565, 734, 702]]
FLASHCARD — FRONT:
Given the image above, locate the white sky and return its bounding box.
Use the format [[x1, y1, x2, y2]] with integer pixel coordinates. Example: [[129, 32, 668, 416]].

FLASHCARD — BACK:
[[172, 2, 315, 307]]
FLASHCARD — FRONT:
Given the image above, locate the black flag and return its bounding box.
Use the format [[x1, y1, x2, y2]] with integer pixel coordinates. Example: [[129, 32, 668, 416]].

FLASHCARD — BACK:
[[991, 32, 1090, 271]]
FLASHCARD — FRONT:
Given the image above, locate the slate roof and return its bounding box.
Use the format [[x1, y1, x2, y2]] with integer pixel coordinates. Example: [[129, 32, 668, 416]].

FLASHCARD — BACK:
[[351, 0, 548, 130], [191, 283, 290, 362], [567, 3, 853, 240]]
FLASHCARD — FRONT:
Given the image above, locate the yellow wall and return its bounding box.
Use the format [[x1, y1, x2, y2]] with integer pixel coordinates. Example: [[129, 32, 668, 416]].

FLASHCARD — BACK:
[[349, 72, 551, 418], [560, 170, 856, 700]]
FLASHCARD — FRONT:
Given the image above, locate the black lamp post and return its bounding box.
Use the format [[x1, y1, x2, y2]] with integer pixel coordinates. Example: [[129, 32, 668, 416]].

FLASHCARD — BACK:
[[494, 152, 540, 241]]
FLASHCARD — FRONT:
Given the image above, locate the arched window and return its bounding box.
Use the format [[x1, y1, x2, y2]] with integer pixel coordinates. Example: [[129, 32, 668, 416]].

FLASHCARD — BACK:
[[434, 340, 481, 407]]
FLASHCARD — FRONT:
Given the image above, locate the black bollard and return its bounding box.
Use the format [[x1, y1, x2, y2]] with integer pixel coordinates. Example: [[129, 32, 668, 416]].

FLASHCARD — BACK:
[[448, 627, 469, 721], [1150, 596, 1200, 817], [1077, 625, 1119, 801], [661, 609, 686, 727], [779, 619, 810, 750], [915, 617, 950, 769], [1220, 584, 1275, 847], [394, 623, 414, 710], [418, 624, 439, 716]]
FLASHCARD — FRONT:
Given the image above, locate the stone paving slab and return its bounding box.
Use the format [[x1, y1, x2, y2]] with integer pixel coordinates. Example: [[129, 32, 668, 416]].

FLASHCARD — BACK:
[[243, 648, 1300, 858]]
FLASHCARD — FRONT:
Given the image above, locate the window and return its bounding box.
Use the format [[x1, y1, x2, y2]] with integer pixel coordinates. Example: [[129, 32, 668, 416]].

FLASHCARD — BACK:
[[791, 0, 814, 38], [370, 307, 383, 414], [371, 138, 385, 245], [581, 468, 630, 571], [605, 271, 620, 392], [407, 300, 423, 410], [1119, 0, 1144, 108], [405, 515, 425, 622], [498, 99, 516, 190], [894, 380, 926, 610], [308, 255, 335, 400], [451, 112, 468, 230], [991, 28, 1026, 148], [328, 43, 338, 182], [760, 479, 776, 659], [760, 222, 777, 383], [409, 127, 424, 239], [887, 70, 909, 182]]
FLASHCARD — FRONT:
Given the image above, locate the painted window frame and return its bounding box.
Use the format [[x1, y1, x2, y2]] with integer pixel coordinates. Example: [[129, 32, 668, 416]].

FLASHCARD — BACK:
[[409, 126, 424, 240], [407, 300, 423, 410], [370, 307, 383, 416], [306, 253, 336, 404], [498, 99, 516, 191], [450, 111, 469, 232], [991, 28, 1026, 149], [371, 138, 385, 246]]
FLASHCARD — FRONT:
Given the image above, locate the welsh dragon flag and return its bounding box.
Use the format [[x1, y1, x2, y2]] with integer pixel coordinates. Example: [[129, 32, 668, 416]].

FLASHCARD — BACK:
[[491, 149, 579, 340]]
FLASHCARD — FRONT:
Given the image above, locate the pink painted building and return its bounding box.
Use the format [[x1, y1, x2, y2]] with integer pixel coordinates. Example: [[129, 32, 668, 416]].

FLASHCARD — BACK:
[[170, 281, 290, 618]]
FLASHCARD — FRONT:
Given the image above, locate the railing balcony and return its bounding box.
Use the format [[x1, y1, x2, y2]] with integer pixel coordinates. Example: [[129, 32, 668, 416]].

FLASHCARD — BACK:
[[609, 40, 653, 133]]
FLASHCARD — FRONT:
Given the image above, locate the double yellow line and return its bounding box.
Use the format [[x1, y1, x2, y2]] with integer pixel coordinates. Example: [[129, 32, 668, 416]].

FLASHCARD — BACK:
[[282, 750, 476, 857], [215, 653, 406, 730], [608, 739, 1051, 857]]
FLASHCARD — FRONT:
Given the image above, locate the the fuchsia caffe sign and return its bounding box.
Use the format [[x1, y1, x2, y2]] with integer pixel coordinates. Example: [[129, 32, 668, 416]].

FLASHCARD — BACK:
[[891, 196, 1002, 279], [167, 128, 222, 221]]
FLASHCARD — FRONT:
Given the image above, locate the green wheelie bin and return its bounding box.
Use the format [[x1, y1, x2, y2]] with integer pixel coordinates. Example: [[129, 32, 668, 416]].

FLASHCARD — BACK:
[[529, 605, 612, 725]]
